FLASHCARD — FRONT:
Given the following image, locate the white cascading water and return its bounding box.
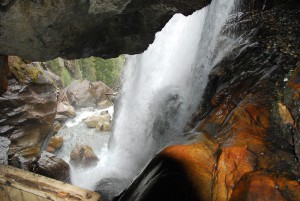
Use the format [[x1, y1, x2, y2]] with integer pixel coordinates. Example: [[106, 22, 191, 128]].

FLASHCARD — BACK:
[[70, 0, 240, 196]]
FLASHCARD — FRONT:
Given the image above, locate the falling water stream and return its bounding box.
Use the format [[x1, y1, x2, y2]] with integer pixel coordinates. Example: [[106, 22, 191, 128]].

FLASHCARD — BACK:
[[59, 0, 242, 199]]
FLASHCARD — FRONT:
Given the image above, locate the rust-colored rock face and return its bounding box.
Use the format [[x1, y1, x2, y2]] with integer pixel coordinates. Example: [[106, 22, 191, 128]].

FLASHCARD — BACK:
[[115, 1, 300, 201], [0, 56, 58, 169], [161, 136, 217, 201], [175, 5, 300, 199], [230, 171, 300, 201]]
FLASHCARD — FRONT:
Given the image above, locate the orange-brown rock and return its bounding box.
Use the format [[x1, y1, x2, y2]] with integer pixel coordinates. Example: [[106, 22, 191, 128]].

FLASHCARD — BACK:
[[46, 146, 55, 154], [70, 144, 99, 168], [212, 146, 257, 201], [161, 135, 217, 201], [230, 171, 300, 201], [48, 136, 64, 152], [53, 121, 62, 135], [278, 102, 295, 125]]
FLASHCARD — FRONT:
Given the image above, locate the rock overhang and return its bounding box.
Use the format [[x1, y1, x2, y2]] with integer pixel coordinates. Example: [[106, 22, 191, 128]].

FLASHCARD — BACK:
[[0, 0, 211, 61]]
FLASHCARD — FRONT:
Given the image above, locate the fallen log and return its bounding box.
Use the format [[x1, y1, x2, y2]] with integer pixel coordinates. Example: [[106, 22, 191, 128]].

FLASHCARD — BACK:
[[0, 164, 101, 201]]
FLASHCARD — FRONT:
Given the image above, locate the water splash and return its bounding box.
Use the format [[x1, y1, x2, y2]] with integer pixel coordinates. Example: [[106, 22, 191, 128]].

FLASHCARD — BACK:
[[70, 0, 238, 196], [56, 107, 113, 162]]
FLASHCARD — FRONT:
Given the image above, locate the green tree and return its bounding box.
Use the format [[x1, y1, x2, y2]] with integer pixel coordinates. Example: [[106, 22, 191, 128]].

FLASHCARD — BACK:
[[45, 56, 125, 88], [78, 56, 124, 87], [61, 67, 72, 86], [45, 59, 62, 76]]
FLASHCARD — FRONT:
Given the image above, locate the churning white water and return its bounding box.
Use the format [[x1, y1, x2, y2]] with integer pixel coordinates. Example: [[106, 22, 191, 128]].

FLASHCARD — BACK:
[[56, 107, 113, 162], [70, 0, 239, 196]]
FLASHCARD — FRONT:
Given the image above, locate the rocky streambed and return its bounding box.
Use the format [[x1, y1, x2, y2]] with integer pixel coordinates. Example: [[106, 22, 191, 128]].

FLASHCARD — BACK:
[[0, 56, 116, 184], [41, 82, 115, 183]]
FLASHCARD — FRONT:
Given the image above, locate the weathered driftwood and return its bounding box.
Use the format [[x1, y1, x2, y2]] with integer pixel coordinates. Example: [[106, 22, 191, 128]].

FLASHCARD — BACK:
[[0, 164, 101, 201]]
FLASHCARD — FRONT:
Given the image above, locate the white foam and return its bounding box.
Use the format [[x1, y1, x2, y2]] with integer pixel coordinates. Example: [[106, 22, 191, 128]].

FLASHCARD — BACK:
[[65, 106, 114, 127]]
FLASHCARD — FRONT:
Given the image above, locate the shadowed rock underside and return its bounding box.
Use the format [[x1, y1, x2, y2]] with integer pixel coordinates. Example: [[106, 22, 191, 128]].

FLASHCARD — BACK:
[[0, 0, 211, 61]]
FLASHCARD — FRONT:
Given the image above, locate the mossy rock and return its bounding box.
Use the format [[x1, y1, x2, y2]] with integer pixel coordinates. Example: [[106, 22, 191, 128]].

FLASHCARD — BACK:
[[8, 56, 42, 83], [26, 66, 42, 82]]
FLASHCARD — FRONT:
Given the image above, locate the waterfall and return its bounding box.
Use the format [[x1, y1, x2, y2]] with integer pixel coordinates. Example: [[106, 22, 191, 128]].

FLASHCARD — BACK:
[[70, 0, 239, 197]]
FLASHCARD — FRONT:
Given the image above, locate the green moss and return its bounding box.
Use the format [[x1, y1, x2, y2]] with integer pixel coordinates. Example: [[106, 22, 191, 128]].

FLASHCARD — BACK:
[[9, 57, 27, 82], [45, 59, 62, 76], [9, 56, 41, 83], [77, 55, 125, 87], [61, 67, 72, 86], [44, 55, 125, 88], [26, 66, 41, 82]]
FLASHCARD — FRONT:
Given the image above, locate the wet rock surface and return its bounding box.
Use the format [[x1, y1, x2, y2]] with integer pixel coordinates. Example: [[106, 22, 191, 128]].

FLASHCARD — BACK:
[[70, 144, 99, 168], [114, 151, 206, 201], [57, 101, 76, 118], [98, 100, 113, 109], [95, 178, 130, 201], [114, 1, 300, 201], [35, 151, 70, 182], [230, 170, 300, 201], [101, 121, 112, 132], [52, 121, 62, 135], [84, 112, 112, 131], [0, 137, 10, 165], [0, 56, 58, 169], [47, 136, 64, 153], [0, 0, 211, 61]]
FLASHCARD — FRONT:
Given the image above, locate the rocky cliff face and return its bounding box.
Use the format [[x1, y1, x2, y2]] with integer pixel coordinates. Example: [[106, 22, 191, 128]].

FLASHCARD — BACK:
[[114, 1, 300, 201], [0, 0, 210, 61], [0, 56, 58, 169]]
